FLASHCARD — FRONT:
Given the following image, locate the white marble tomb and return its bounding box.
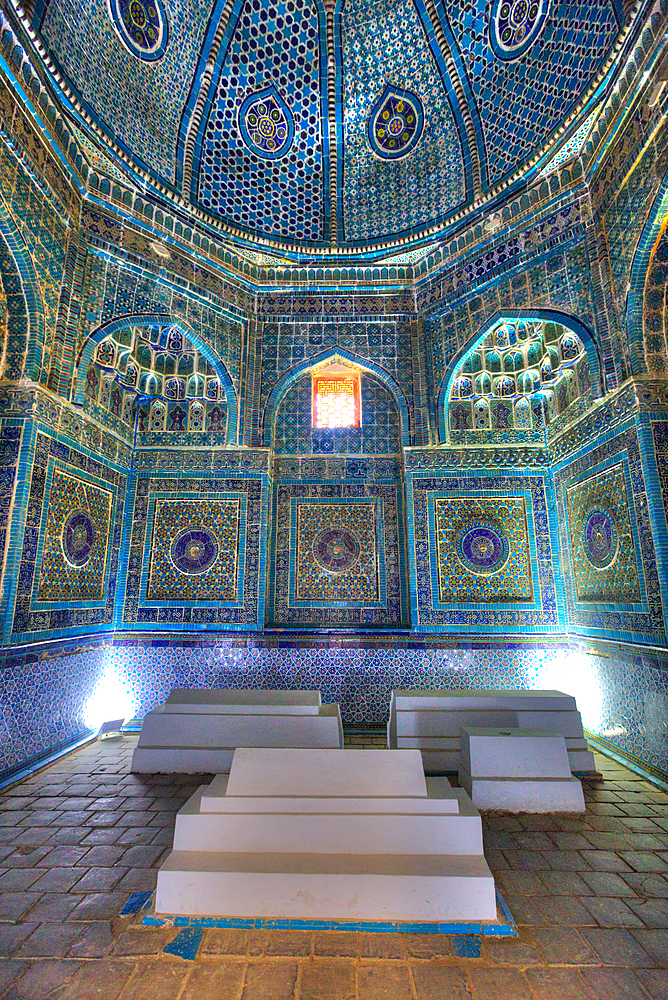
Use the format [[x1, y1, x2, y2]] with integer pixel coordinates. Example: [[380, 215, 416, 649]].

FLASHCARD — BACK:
[[130, 689, 343, 773], [458, 727, 586, 812], [388, 688, 596, 774], [155, 747, 497, 922]]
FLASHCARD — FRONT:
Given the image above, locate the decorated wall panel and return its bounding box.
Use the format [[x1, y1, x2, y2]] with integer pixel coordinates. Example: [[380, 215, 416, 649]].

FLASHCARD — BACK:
[[10, 431, 126, 642], [269, 481, 409, 628], [409, 470, 559, 631], [121, 468, 268, 629], [554, 425, 665, 643]]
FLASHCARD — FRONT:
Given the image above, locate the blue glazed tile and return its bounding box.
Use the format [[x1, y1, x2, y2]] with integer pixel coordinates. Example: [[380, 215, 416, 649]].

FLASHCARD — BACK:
[[452, 935, 482, 958], [163, 927, 205, 960]]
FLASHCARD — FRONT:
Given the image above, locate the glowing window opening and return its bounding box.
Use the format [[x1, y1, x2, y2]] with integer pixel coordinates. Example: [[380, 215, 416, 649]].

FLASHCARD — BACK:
[[313, 375, 361, 428]]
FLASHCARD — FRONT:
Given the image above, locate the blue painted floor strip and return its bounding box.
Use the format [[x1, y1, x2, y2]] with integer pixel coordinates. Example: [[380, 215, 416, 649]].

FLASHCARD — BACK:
[[452, 935, 482, 958], [163, 927, 205, 960]]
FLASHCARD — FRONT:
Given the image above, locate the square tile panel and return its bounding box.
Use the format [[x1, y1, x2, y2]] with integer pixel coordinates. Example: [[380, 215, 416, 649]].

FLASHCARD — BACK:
[[295, 501, 378, 603], [434, 496, 533, 604], [146, 498, 240, 602], [565, 464, 641, 603], [36, 468, 113, 603]]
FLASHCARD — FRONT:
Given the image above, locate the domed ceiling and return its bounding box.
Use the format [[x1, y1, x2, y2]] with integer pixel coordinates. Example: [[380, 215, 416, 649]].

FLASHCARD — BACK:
[[32, 0, 625, 250]]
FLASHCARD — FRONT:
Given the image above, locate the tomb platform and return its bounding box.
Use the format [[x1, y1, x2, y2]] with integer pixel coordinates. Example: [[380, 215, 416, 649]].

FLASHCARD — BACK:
[[155, 747, 497, 923], [388, 688, 596, 774], [130, 689, 343, 773], [458, 726, 586, 812]]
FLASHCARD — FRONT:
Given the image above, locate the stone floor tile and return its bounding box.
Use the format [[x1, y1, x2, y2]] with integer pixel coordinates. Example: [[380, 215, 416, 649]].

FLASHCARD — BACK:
[[580, 871, 637, 896], [115, 828, 159, 846], [538, 870, 591, 895], [180, 962, 246, 1000], [201, 927, 255, 956], [36, 846, 89, 868], [113, 928, 176, 956], [81, 845, 127, 867], [532, 927, 598, 964], [299, 960, 355, 1000], [582, 967, 654, 999], [115, 867, 159, 891], [74, 866, 129, 891], [2, 959, 83, 1000], [524, 967, 592, 1000], [16, 922, 84, 957], [0, 926, 39, 958], [579, 850, 633, 872], [630, 929, 668, 965], [358, 963, 414, 1000], [0, 891, 40, 921], [501, 850, 551, 870], [533, 894, 595, 925], [550, 832, 592, 850], [30, 867, 87, 892], [469, 967, 532, 1000], [412, 965, 470, 1000], [581, 928, 655, 967], [582, 896, 646, 927], [482, 929, 542, 965], [68, 891, 128, 921], [117, 958, 191, 1000], [265, 931, 312, 957], [620, 819, 664, 833], [80, 829, 124, 846], [314, 931, 359, 957], [0, 960, 29, 996], [118, 845, 166, 868], [403, 933, 452, 960], [541, 850, 592, 870], [68, 921, 116, 957], [360, 933, 406, 960], [636, 969, 668, 999], [0, 867, 44, 890], [494, 871, 544, 896], [625, 898, 668, 927], [511, 831, 554, 851], [620, 853, 668, 873], [502, 894, 547, 926], [2, 846, 51, 867], [61, 959, 136, 1000], [0, 829, 23, 846], [623, 874, 668, 897], [53, 828, 93, 845]]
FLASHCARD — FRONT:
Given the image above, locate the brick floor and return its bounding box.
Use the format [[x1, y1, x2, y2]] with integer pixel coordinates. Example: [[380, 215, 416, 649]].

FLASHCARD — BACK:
[[0, 738, 666, 998]]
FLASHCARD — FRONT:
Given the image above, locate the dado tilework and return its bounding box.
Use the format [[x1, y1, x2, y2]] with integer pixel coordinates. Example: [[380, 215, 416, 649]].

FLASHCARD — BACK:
[[410, 475, 557, 630], [434, 497, 533, 604], [554, 426, 665, 643], [35, 467, 114, 603], [122, 474, 266, 629], [295, 501, 379, 604], [145, 498, 241, 603], [270, 484, 408, 628], [565, 464, 641, 603]]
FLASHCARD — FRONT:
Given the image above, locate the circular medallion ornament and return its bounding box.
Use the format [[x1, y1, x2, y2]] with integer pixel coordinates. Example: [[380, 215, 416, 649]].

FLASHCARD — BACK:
[[368, 85, 424, 160], [583, 506, 618, 569], [170, 527, 219, 575], [108, 0, 168, 61], [239, 87, 295, 160], [489, 0, 548, 60], [456, 522, 510, 575], [62, 510, 96, 568], [313, 528, 361, 574]]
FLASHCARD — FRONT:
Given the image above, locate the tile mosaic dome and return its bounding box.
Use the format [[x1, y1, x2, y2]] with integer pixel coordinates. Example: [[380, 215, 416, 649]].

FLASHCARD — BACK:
[[29, 0, 627, 252]]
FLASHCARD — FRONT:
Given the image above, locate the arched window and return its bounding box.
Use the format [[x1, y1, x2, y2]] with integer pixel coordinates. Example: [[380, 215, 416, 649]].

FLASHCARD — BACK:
[[311, 361, 361, 428]]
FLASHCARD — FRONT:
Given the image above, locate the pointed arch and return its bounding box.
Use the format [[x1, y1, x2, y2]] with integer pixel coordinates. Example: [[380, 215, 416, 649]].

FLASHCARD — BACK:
[[436, 308, 604, 443], [0, 208, 44, 382], [74, 313, 238, 444], [262, 348, 411, 447], [628, 170, 668, 375]]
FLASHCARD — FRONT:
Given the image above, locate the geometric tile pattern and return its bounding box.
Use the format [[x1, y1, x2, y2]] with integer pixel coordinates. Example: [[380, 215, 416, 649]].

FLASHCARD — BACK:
[[566, 464, 641, 603], [341, 0, 466, 241], [435, 496, 533, 603], [193, 0, 324, 240], [36, 468, 113, 603], [271, 483, 407, 627], [443, 0, 619, 186], [146, 498, 240, 602], [295, 501, 378, 602]]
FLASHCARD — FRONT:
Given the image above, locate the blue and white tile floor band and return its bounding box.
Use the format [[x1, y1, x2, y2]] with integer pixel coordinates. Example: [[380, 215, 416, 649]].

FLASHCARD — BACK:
[[125, 888, 517, 938]]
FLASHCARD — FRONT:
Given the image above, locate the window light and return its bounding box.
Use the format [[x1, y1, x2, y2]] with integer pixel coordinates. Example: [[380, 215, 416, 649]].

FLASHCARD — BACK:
[[313, 375, 360, 428]]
